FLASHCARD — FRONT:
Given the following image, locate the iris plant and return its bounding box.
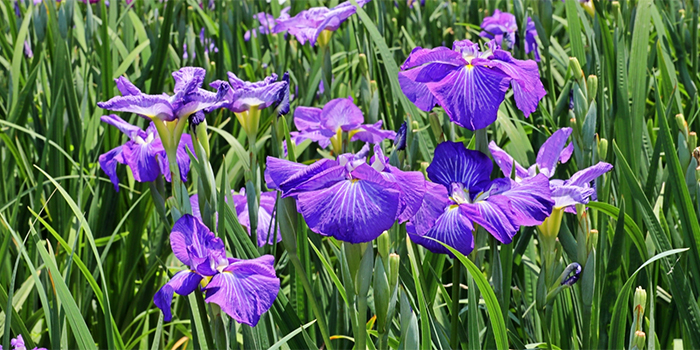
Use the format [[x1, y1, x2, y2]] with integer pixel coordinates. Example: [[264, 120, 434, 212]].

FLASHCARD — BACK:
[[399, 39, 545, 130], [7, 334, 46, 350], [99, 114, 193, 191], [407, 141, 553, 257], [273, 0, 370, 46], [488, 127, 612, 237], [190, 190, 281, 247], [245, 7, 291, 41], [153, 215, 280, 326], [479, 9, 540, 61], [266, 144, 425, 243], [291, 96, 395, 154]]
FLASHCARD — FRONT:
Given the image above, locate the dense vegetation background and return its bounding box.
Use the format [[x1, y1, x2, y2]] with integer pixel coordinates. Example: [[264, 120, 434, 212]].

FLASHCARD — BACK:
[[1, 0, 699, 349]]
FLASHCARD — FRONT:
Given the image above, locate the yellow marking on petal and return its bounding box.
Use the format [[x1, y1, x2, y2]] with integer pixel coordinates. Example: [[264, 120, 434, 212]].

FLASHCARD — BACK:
[[448, 204, 459, 210], [351, 178, 360, 184], [330, 127, 343, 155], [200, 275, 213, 288]]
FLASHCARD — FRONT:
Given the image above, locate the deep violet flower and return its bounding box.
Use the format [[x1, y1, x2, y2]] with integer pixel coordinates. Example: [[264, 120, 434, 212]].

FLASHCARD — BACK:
[[561, 262, 582, 286], [273, 0, 370, 46], [265, 144, 426, 243], [245, 7, 291, 41], [406, 141, 553, 257], [479, 10, 540, 61], [99, 114, 194, 191], [398, 39, 546, 130], [153, 215, 279, 326], [98, 67, 230, 122], [290, 96, 395, 154], [488, 127, 612, 210], [189, 189, 281, 247]]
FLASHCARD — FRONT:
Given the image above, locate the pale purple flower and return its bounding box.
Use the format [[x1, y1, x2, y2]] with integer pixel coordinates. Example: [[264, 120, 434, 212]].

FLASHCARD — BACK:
[[98, 115, 194, 191], [153, 215, 279, 326], [399, 39, 545, 130], [218, 72, 289, 114], [98, 67, 230, 122], [480, 10, 540, 61], [290, 96, 395, 150], [273, 0, 370, 46], [245, 7, 291, 41], [488, 127, 612, 211]]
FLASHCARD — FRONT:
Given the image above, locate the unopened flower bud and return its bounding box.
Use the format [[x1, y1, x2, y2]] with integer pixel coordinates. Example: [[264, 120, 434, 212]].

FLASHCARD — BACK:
[[689, 132, 697, 151], [676, 114, 688, 137], [561, 262, 582, 287], [597, 137, 609, 161], [631, 330, 646, 350], [586, 75, 598, 103], [358, 53, 369, 76], [388, 253, 400, 289], [377, 231, 390, 262], [569, 57, 584, 82], [633, 286, 647, 318]]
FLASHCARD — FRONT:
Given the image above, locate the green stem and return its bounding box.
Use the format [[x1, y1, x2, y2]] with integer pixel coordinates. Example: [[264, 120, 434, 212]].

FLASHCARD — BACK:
[[357, 296, 368, 350], [451, 262, 462, 350], [289, 252, 334, 350]]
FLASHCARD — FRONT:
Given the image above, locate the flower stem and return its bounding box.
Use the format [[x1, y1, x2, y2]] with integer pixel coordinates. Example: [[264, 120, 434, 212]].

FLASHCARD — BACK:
[[289, 252, 334, 350], [450, 261, 462, 350], [357, 295, 368, 350]]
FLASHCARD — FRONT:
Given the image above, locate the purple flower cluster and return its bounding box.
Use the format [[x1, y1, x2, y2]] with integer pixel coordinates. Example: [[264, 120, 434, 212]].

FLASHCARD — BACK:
[[5, 334, 46, 350], [154, 215, 280, 326], [399, 39, 546, 130]]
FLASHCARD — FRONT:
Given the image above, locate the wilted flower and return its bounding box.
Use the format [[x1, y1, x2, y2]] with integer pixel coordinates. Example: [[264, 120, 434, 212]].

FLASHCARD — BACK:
[[265, 144, 425, 243], [479, 10, 540, 61], [190, 189, 282, 247], [153, 215, 280, 326], [290, 96, 395, 154], [407, 141, 553, 256], [399, 39, 545, 130], [99, 115, 194, 191], [273, 0, 370, 46], [245, 7, 291, 41]]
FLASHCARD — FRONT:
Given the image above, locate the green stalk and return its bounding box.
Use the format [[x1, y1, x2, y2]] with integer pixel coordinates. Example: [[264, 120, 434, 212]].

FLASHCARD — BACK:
[[357, 295, 368, 350], [289, 252, 334, 350], [451, 262, 462, 350]]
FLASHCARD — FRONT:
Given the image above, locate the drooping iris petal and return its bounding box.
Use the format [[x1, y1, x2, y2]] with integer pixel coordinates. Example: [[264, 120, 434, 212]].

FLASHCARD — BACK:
[[461, 195, 518, 244], [372, 145, 425, 222], [170, 214, 227, 270], [99, 146, 125, 191], [535, 127, 573, 177], [426, 141, 492, 192], [203, 255, 280, 327], [121, 135, 164, 183], [551, 183, 596, 209], [497, 174, 554, 226], [567, 162, 613, 187], [407, 182, 451, 235], [160, 134, 194, 183], [489, 50, 546, 117], [225, 72, 289, 113], [425, 62, 511, 130], [153, 270, 203, 322], [408, 204, 475, 257], [265, 157, 341, 194], [525, 17, 540, 61], [234, 191, 282, 246], [296, 164, 400, 243], [98, 94, 175, 121], [488, 141, 529, 179], [101, 114, 142, 139], [398, 68, 438, 111], [351, 121, 396, 144], [115, 76, 142, 96]]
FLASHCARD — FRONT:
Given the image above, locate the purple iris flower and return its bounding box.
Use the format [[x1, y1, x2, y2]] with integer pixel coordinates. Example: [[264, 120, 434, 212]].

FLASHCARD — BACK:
[[273, 0, 370, 46], [488, 127, 612, 211], [98, 67, 230, 122], [99, 114, 193, 191], [217, 72, 289, 114], [290, 96, 395, 151], [406, 141, 553, 257], [479, 10, 540, 61], [199, 28, 219, 55], [9, 334, 47, 350], [153, 215, 280, 326], [245, 7, 291, 41], [265, 144, 426, 243], [189, 189, 281, 247], [398, 39, 546, 130]]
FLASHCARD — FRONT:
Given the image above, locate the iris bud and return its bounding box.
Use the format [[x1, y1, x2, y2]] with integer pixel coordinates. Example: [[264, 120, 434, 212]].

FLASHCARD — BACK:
[[676, 114, 688, 138], [358, 53, 369, 77], [388, 253, 400, 290], [377, 231, 390, 263], [356, 244, 374, 296], [633, 287, 647, 319], [560, 263, 582, 287], [569, 57, 584, 82], [597, 137, 609, 161], [586, 75, 598, 103], [373, 257, 390, 331], [631, 331, 646, 350]]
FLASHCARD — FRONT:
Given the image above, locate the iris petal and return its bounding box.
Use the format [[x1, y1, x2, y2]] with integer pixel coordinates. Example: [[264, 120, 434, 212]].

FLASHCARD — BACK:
[[297, 164, 400, 243], [321, 97, 364, 132], [153, 270, 203, 322], [426, 141, 492, 192], [122, 139, 163, 183], [97, 94, 175, 121], [203, 255, 280, 327], [425, 63, 510, 130], [489, 50, 546, 117], [408, 204, 475, 257], [351, 121, 396, 144], [567, 162, 613, 187], [499, 174, 553, 226], [488, 141, 529, 179], [461, 195, 518, 244], [98, 146, 125, 191], [535, 127, 573, 177]]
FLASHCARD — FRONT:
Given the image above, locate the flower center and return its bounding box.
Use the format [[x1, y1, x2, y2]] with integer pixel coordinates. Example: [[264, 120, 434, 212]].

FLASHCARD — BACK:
[[449, 183, 471, 204], [134, 133, 155, 145]]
